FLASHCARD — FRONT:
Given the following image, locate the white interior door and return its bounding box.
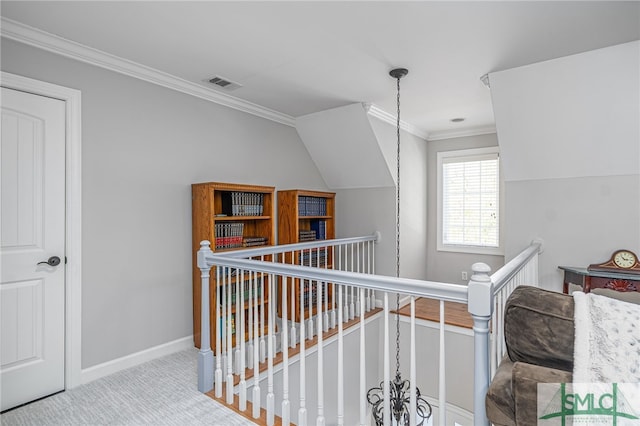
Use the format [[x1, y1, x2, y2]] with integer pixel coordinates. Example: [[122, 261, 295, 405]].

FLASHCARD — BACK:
[[1, 87, 66, 411]]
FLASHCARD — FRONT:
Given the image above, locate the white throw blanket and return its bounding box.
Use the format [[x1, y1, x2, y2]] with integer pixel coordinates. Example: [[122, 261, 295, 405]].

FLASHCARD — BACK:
[[573, 291, 640, 383]]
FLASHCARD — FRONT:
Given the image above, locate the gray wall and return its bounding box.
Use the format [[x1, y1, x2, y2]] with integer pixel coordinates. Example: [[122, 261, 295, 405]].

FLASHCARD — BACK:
[[337, 118, 429, 280], [336, 187, 396, 277], [1, 39, 329, 368], [426, 134, 505, 284], [506, 175, 640, 290], [490, 41, 640, 290]]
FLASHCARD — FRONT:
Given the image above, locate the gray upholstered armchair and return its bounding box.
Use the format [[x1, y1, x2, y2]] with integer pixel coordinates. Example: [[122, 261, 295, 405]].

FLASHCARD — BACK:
[[485, 286, 575, 425], [486, 284, 640, 425]]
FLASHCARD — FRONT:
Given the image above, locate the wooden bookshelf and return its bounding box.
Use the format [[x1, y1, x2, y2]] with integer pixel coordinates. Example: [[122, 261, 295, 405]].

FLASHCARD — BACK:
[[277, 189, 335, 321], [192, 182, 275, 349]]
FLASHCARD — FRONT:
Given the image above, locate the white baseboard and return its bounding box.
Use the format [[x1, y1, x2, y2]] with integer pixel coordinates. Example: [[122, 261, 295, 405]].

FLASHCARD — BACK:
[[80, 335, 194, 385]]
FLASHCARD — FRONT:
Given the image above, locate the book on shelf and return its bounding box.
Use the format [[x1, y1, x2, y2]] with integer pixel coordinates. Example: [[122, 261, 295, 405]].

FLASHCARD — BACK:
[[222, 191, 265, 217], [243, 236, 268, 247], [299, 230, 317, 242], [214, 222, 244, 250], [298, 196, 327, 217], [310, 220, 327, 240]]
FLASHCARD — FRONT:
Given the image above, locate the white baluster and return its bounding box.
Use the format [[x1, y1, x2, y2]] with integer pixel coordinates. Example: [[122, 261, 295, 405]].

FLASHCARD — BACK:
[[267, 275, 275, 425], [323, 249, 329, 332], [316, 281, 325, 426], [214, 266, 222, 397], [239, 270, 247, 411], [439, 300, 446, 425], [260, 270, 266, 363], [252, 272, 261, 419], [383, 292, 390, 426], [343, 285, 349, 324], [221, 269, 227, 389], [270, 307, 277, 361], [490, 296, 498, 376], [349, 247, 355, 320], [370, 241, 376, 311], [365, 243, 371, 311], [298, 278, 307, 426], [368, 242, 373, 311], [339, 247, 348, 324], [410, 296, 416, 426], [235, 276, 241, 374], [226, 268, 233, 404], [247, 269, 254, 371], [492, 293, 499, 367], [282, 275, 290, 426], [337, 281, 344, 426], [289, 278, 298, 349], [307, 280, 314, 340], [359, 288, 366, 426], [355, 245, 361, 318], [499, 292, 506, 359], [330, 246, 336, 329]]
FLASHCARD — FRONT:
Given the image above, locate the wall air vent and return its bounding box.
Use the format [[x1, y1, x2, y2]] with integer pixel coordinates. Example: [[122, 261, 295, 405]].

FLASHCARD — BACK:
[[207, 75, 242, 91]]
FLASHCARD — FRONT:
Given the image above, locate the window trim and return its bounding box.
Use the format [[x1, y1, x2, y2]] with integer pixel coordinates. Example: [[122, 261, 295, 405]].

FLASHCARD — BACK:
[[436, 146, 504, 256]]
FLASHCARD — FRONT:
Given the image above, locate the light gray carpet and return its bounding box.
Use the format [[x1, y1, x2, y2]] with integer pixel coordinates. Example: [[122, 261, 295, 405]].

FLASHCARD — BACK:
[[0, 349, 254, 426]]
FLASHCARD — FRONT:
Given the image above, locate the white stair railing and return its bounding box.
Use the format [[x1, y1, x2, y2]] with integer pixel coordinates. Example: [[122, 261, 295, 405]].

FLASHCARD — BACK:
[[196, 235, 542, 426], [467, 239, 543, 425], [488, 240, 542, 375]]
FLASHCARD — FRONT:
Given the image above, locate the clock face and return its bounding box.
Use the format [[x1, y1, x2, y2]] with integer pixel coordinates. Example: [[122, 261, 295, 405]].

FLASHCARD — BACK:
[[613, 250, 637, 268]]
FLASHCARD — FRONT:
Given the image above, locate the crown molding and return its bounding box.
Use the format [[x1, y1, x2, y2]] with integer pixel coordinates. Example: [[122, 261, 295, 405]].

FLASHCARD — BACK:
[[0, 17, 296, 127], [426, 125, 497, 141], [364, 103, 429, 140], [1, 18, 493, 139], [365, 103, 496, 142]]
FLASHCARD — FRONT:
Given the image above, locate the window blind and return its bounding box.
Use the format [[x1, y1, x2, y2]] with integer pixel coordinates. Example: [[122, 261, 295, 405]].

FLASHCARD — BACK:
[[442, 153, 499, 248]]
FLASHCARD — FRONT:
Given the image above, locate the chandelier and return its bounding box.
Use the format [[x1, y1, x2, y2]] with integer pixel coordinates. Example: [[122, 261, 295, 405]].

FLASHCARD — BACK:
[[366, 68, 432, 426]]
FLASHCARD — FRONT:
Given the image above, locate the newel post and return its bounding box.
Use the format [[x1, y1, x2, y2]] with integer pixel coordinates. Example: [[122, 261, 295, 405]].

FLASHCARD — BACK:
[[197, 240, 214, 393], [467, 262, 493, 426]]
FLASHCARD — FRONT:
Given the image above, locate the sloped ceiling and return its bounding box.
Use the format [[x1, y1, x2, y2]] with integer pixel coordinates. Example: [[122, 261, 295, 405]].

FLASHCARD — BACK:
[[3, 2, 638, 138], [490, 41, 639, 182], [296, 103, 399, 190]]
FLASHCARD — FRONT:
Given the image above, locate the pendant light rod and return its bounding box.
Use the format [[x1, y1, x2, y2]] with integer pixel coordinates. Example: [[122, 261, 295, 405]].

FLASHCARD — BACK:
[[389, 68, 407, 281], [366, 67, 429, 426]]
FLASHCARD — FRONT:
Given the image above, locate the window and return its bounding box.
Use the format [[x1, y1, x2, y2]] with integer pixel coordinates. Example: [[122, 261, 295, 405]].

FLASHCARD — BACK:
[[437, 147, 503, 255]]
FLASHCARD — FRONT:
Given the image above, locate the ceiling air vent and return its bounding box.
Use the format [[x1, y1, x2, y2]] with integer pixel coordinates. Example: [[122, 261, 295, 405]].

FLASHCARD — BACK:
[[207, 75, 242, 91]]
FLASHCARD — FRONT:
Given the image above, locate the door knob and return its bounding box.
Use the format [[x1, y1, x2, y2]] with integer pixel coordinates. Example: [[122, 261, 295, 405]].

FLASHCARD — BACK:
[[37, 256, 61, 267]]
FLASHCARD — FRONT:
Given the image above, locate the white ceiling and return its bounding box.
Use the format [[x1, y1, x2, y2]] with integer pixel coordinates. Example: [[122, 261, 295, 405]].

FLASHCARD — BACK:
[[2, 1, 639, 139]]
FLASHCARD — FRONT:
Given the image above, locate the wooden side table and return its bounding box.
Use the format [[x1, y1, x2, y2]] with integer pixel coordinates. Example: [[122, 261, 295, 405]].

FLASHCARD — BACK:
[[558, 266, 640, 294]]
